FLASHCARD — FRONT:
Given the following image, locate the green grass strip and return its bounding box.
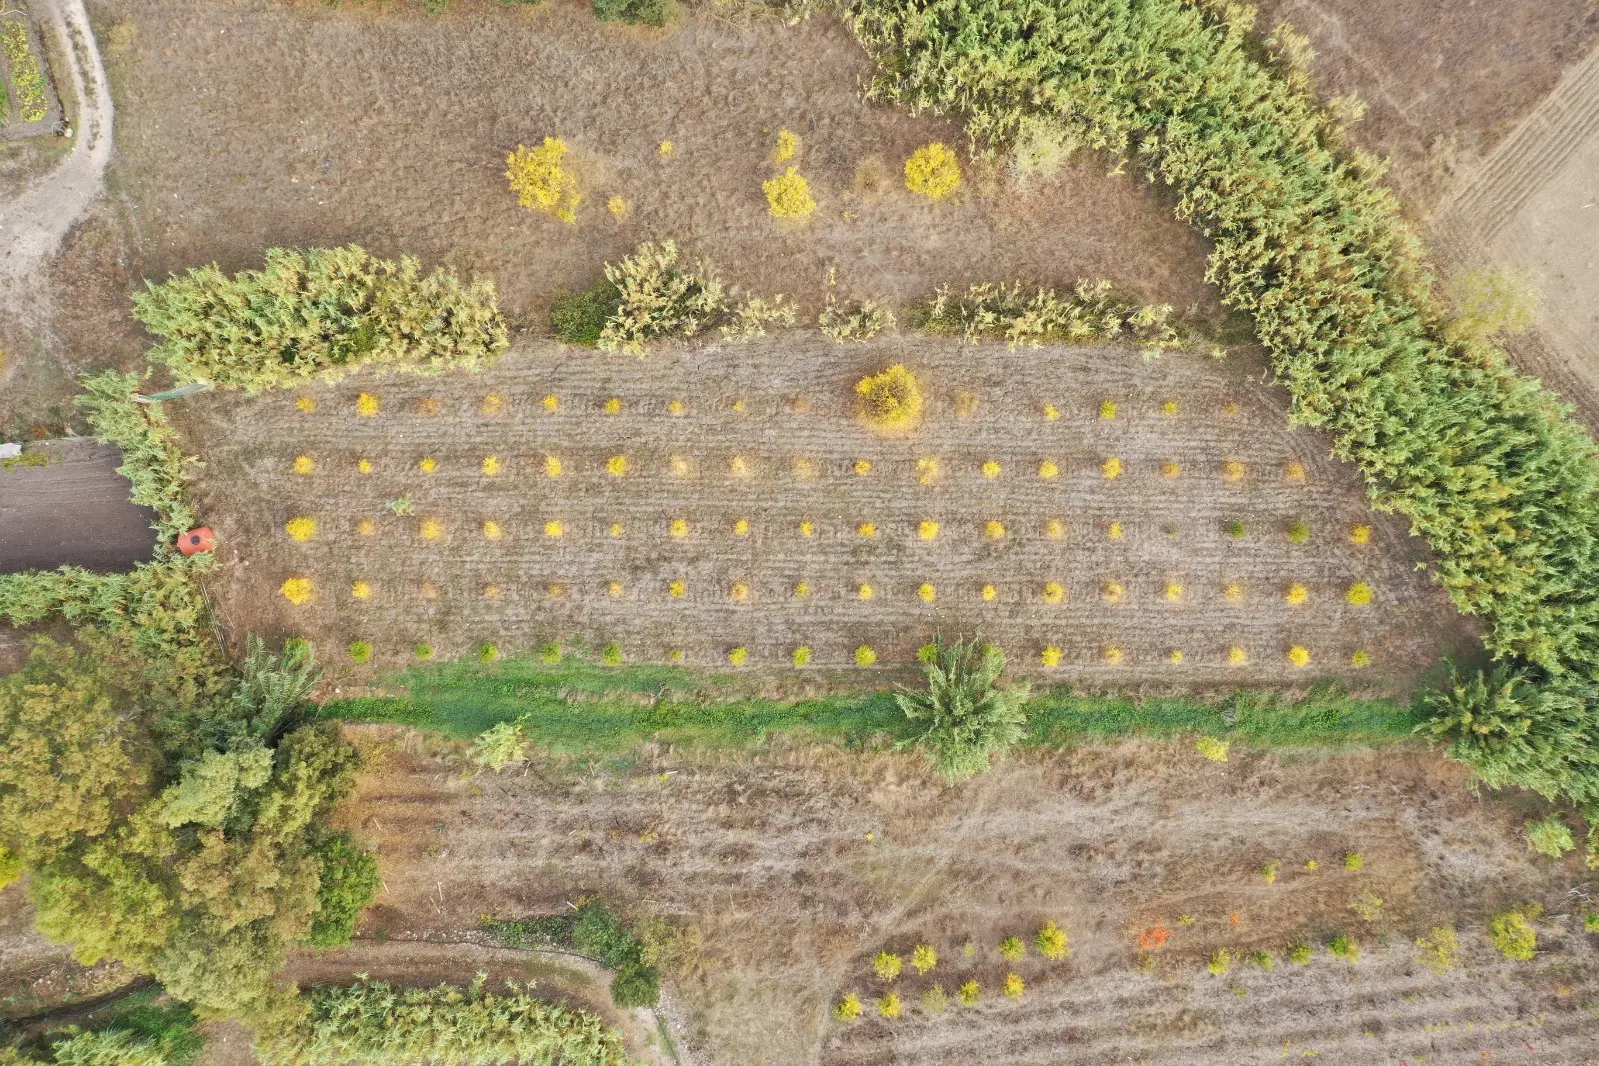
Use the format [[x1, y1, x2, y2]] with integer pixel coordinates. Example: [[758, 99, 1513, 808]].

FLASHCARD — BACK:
[[321, 655, 1424, 757]]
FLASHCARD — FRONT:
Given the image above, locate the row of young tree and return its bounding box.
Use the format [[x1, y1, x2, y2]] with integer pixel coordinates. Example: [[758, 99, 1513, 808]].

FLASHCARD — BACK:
[[836, 0, 1599, 849]]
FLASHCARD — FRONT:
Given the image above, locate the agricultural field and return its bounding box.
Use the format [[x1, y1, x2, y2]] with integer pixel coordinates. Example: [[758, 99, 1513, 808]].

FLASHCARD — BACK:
[[8, 1, 1599, 1066], [175, 336, 1472, 684]]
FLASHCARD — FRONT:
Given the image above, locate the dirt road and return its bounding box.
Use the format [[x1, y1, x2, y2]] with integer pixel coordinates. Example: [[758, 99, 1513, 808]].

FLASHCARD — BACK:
[[0, 439, 156, 573], [0, 0, 112, 284]]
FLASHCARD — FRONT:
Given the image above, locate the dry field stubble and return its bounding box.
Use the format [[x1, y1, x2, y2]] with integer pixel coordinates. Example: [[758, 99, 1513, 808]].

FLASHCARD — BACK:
[[339, 730, 1599, 1066], [174, 335, 1473, 685], [1252, 0, 1599, 213]]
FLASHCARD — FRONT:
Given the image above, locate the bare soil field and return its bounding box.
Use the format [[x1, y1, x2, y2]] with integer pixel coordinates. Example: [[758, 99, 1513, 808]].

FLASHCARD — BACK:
[[323, 728, 1599, 1066], [0, 438, 156, 572], [1252, 0, 1599, 213], [172, 335, 1474, 687]]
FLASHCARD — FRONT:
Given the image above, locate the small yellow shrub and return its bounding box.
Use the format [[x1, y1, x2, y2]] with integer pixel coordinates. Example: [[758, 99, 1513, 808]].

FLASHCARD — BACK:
[[1286, 583, 1309, 605], [855, 364, 923, 430], [904, 142, 962, 199], [1287, 645, 1310, 667], [1350, 524, 1372, 544], [858, 522, 877, 538], [1352, 650, 1372, 668], [918, 520, 939, 540], [1107, 522, 1124, 539], [859, 584, 874, 601], [793, 646, 812, 666], [1036, 921, 1069, 960], [285, 517, 317, 542], [481, 393, 505, 415], [1261, 861, 1279, 884], [986, 520, 1006, 539], [1043, 582, 1064, 605], [608, 582, 623, 598], [854, 458, 873, 476], [918, 583, 936, 602], [358, 459, 373, 474], [728, 647, 748, 666], [1169, 648, 1185, 664], [1002, 973, 1024, 1000], [982, 460, 1002, 479], [607, 195, 628, 220], [981, 584, 998, 601], [295, 395, 316, 412], [774, 128, 800, 163], [1164, 582, 1183, 602], [608, 455, 628, 477], [793, 581, 811, 598], [658, 139, 674, 157], [1102, 457, 1123, 479], [958, 980, 980, 1005], [351, 580, 372, 599], [670, 519, 689, 538], [855, 645, 877, 666], [733, 519, 749, 536], [911, 944, 938, 974], [1228, 645, 1248, 664], [1224, 581, 1244, 602], [1100, 400, 1118, 420], [877, 993, 901, 1019], [482, 455, 502, 477], [1160, 400, 1178, 416], [609, 523, 625, 537], [280, 578, 313, 605], [293, 455, 315, 475], [421, 518, 445, 540], [418, 456, 438, 474], [874, 951, 902, 982], [1196, 736, 1229, 762], [604, 397, 622, 415], [730, 456, 751, 478], [542, 393, 559, 412], [669, 580, 686, 598], [799, 521, 815, 538], [1207, 950, 1231, 976], [999, 936, 1025, 962], [1222, 460, 1245, 482], [835, 993, 861, 1021], [356, 517, 376, 536], [1102, 581, 1124, 604], [670, 455, 691, 477], [916, 457, 941, 484], [1285, 460, 1306, 482], [1043, 403, 1061, 421], [1161, 461, 1181, 478], [1039, 459, 1060, 479], [1041, 645, 1062, 667], [544, 520, 564, 538], [356, 392, 379, 417], [730, 582, 750, 603], [506, 137, 582, 223], [763, 167, 816, 220], [1346, 582, 1373, 606], [1046, 519, 1065, 539], [1102, 646, 1124, 665]]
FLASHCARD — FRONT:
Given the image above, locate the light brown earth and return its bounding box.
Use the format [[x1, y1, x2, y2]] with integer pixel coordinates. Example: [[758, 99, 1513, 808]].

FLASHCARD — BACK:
[[172, 335, 1475, 688], [324, 727, 1599, 1066]]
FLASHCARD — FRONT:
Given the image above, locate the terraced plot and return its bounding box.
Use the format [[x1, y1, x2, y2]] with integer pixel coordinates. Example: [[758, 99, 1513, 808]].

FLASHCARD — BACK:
[[178, 335, 1472, 684]]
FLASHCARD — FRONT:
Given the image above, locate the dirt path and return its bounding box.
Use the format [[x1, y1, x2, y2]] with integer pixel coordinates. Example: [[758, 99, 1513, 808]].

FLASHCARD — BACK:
[[0, 0, 112, 284], [1429, 44, 1599, 427], [0, 439, 156, 573]]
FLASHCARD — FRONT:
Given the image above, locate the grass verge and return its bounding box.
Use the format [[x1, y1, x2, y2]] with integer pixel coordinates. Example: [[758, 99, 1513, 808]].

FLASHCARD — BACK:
[[320, 655, 1426, 756]]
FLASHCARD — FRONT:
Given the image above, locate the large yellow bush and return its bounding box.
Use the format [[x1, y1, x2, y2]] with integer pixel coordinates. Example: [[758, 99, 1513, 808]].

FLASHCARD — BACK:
[[763, 168, 816, 220], [855, 364, 923, 431], [904, 142, 962, 200], [506, 138, 582, 224]]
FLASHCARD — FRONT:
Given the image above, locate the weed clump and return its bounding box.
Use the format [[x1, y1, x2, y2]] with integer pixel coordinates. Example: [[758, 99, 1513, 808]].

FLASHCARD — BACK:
[[1415, 924, 1458, 973], [506, 138, 583, 223], [958, 980, 980, 1006], [599, 241, 726, 355], [1327, 935, 1359, 962], [348, 641, 373, 665], [897, 638, 1029, 782], [1206, 950, 1230, 976], [998, 935, 1025, 962], [1195, 736, 1229, 762], [471, 718, 530, 771], [1524, 814, 1575, 858], [551, 280, 623, 347], [1286, 942, 1313, 965]]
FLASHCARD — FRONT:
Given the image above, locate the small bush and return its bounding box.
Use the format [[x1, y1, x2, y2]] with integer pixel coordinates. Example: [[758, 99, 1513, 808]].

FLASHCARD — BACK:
[[551, 281, 623, 346], [835, 993, 862, 1021], [1525, 814, 1576, 858], [1415, 924, 1458, 973], [599, 241, 727, 354], [1346, 582, 1374, 606], [281, 578, 314, 606], [610, 961, 661, 1008], [720, 294, 797, 341], [1490, 911, 1537, 960], [877, 993, 901, 1019], [855, 645, 878, 667], [873, 951, 902, 982], [1002, 973, 1024, 1000], [602, 643, 623, 666], [1286, 942, 1313, 965], [1260, 861, 1279, 884], [471, 718, 530, 771], [1287, 520, 1310, 544], [910, 944, 938, 973], [763, 168, 817, 220], [1341, 851, 1364, 872], [479, 643, 500, 664], [1195, 736, 1229, 762], [593, 0, 674, 28], [286, 517, 317, 541], [793, 646, 812, 666], [507, 138, 582, 223], [919, 984, 947, 1015], [307, 832, 381, 949], [1035, 921, 1069, 960], [998, 935, 1025, 962], [348, 641, 373, 665], [1206, 950, 1230, 975], [1327, 935, 1359, 962], [904, 142, 962, 200], [897, 638, 1030, 782], [856, 364, 923, 430], [958, 980, 980, 1006]]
